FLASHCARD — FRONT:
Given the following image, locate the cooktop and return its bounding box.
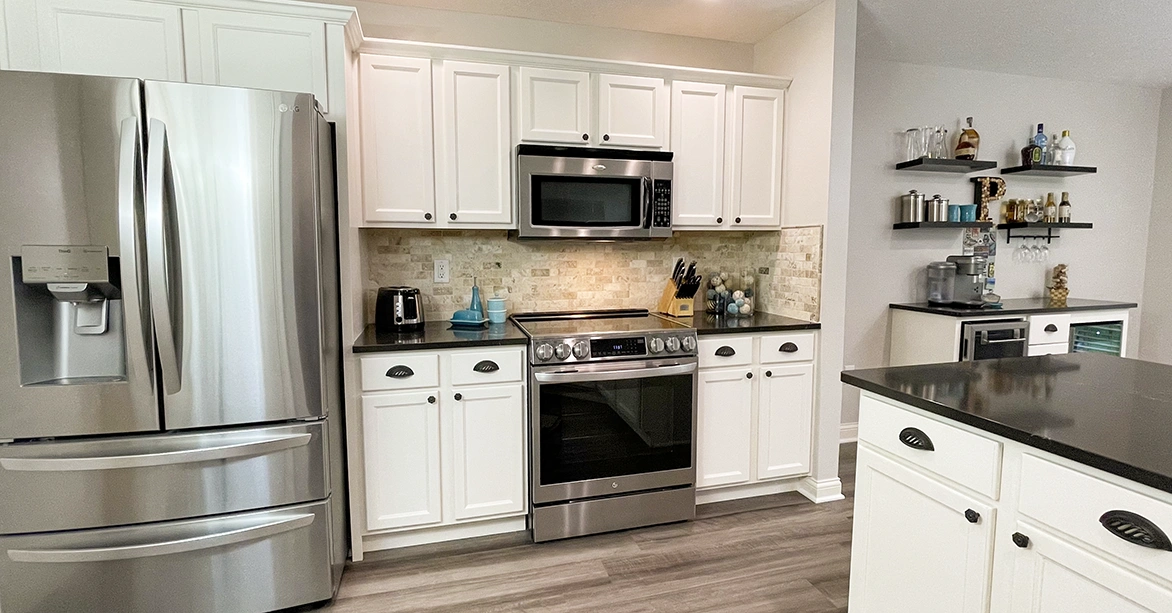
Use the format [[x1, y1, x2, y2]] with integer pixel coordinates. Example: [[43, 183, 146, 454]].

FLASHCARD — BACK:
[[511, 309, 697, 364]]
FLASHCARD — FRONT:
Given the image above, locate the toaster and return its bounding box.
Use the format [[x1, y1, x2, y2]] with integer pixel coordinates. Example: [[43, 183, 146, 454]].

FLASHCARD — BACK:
[[375, 286, 424, 333]]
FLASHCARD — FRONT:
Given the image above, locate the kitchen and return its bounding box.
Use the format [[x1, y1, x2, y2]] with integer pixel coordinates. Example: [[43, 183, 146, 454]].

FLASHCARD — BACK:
[[0, 0, 1171, 612]]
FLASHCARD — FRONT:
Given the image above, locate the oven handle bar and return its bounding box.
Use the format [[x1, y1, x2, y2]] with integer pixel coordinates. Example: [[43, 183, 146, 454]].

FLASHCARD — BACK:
[[534, 361, 697, 384]]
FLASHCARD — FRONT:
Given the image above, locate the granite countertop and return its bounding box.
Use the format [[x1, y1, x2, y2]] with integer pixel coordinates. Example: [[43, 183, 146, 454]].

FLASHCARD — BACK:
[[353, 321, 528, 353], [890, 297, 1137, 317], [842, 353, 1172, 495], [665, 311, 820, 335]]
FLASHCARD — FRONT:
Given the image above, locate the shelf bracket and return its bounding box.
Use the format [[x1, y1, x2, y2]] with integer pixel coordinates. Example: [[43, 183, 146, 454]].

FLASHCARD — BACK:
[[1005, 227, 1058, 244]]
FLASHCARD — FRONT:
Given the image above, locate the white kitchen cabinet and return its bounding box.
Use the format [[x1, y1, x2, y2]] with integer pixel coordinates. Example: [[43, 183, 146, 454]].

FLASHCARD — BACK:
[[670, 81, 726, 228], [850, 446, 995, 613], [448, 383, 525, 521], [596, 73, 667, 148], [185, 9, 329, 112], [359, 54, 436, 225], [697, 367, 753, 488], [1007, 525, 1172, 613], [362, 390, 443, 532], [756, 363, 813, 480], [727, 86, 784, 228], [517, 66, 590, 145], [435, 61, 512, 226], [9, 0, 186, 80]]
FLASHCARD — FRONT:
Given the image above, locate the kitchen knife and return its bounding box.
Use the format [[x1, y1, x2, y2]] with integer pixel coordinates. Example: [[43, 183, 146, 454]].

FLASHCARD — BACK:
[[672, 258, 684, 284], [684, 261, 696, 283]]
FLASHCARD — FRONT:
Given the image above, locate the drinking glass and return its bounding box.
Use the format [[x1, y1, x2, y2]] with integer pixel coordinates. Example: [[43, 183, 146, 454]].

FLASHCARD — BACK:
[[903, 129, 919, 161], [1030, 238, 1043, 263], [1039, 240, 1050, 264], [1014, 241, 1028, 263]]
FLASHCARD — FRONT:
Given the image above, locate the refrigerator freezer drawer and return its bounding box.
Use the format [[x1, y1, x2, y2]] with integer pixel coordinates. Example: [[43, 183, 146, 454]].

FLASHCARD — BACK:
[[0, 499, 334, 613], [0, 420, 329, 535]]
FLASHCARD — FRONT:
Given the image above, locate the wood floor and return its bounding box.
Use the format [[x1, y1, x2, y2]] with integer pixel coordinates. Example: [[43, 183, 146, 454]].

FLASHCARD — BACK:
[[323, 444, 857, 613]]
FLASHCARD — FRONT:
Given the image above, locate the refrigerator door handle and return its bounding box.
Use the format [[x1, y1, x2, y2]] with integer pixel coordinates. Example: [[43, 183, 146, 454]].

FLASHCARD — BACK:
[[0, 432, 312, 472], [6, 513, 315, 563], [117, 116, 156, 399], [145, 118, 182, 395]]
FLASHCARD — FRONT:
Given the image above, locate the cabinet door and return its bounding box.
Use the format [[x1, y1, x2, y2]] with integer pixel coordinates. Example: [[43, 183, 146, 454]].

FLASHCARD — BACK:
[[436, 61, 512, 226], [518, 66, 590, 144], [597, 73, 667, 148], [188, 10, 329, 112], [697, 368, 753, 488], [1008, 525, 1172, 613], [727, 86, 783, 228], [359, 55, 436, 224], [670, 81, 726, 228], [850, 447, 995, 613], [23, 0, 185, 80], [756, 363, 813, 480], [362, 390, 442, 531], [447, 383, 526, 521]]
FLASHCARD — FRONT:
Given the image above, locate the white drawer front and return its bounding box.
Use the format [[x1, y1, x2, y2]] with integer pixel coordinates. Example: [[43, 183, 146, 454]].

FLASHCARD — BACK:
[[1028, 342, 1069, 357], [450, 348, 524, 386], [759, 331, 815, 364], [1019, 454, 1172, 582], [698, 336, 753, 369], [858, 395, 1002, 499], [1029, 314, 1072, 345], [360, 353, 440, 392]]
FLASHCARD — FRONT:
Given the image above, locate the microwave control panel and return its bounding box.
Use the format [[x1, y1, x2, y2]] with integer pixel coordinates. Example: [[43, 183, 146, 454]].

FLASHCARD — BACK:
[[652, 180, 672, 228]]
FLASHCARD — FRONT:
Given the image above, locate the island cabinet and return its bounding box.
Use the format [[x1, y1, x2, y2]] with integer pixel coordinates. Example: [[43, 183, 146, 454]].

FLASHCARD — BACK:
[[695, 331, 816, 504], [356, 346, 527, 552], [850, 393, 1172, 613]]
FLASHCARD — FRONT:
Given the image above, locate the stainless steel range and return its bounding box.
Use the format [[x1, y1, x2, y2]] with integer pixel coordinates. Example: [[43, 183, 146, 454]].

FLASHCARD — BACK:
[[511, 309, 698, 542]]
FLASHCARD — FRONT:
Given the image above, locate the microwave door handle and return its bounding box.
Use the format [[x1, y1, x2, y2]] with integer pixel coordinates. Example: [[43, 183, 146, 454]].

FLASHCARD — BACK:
[[642, 176, 653, 229]]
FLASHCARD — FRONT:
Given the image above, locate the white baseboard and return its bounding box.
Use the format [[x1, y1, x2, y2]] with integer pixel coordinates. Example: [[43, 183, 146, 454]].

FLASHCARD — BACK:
[[798, 476, 844, 503], [360, 516, 527, 554], [695, 477, 802, 505], [840, 422, 858, 443]]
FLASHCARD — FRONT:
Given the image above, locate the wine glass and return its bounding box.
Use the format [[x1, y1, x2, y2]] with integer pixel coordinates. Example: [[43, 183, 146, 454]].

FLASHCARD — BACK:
[[1014, 240, 1028, 264], [1030, 238, 1043, 263], [1039, 239, 1050, 264]]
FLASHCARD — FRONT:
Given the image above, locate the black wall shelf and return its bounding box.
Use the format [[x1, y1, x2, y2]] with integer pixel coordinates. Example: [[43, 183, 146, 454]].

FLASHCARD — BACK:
[[997, 222, 1093, 243], [1000, 164, 1097, 177], [894, 221, 994, 230], [895, 158, 998, 173]]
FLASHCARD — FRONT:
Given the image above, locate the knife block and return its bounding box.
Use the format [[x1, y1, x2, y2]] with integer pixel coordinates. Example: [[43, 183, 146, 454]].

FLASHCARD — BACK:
[[656, 281, 694, 317]]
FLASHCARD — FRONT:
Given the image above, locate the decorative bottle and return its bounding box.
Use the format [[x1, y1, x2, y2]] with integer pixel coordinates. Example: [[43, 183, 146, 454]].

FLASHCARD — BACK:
[[1032, 124, 1048, 164], [1055, 130, 1077, 165], [1021, 125, 1042, 165], [1058, 192, 1072, 223], [1045, 193, 1058, 223], [955, 117, 980, 160]]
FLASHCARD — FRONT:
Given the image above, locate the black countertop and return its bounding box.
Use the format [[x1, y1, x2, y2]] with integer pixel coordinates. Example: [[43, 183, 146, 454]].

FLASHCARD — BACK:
[[665, 311, 820, 335], [890, 297, 1137, 317], [352, 321, 528, 353], [842, 354, 1172, 495]]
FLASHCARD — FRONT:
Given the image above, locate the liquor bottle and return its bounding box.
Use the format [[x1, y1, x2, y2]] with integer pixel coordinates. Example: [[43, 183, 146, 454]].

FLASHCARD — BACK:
[[1044, 133, 1059, 165], [1058, 192, 1072, 223], [955, 117, 980, 160], [1055, 130, 1077, 165], [1033, 124, 1048, 164], [1021, 125, 1044, 165], [1044, 193, 1058, 222]]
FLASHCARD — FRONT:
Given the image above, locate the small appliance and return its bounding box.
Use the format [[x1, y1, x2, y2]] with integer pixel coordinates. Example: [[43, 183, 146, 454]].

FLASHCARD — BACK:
[[947, 255, 988, 308], [376, 286, 424, 333]]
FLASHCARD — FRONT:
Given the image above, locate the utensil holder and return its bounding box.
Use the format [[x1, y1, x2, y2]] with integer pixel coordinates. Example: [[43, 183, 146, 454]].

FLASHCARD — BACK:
[[657, 281, 694, 317]]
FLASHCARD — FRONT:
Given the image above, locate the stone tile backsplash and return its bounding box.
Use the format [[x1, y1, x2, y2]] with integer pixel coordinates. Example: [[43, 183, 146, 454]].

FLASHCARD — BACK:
[[363, 227, 823, 323]]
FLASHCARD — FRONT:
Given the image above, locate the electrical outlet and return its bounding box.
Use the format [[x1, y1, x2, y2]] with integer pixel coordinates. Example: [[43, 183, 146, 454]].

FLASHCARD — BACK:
[[434, 259, 450, 283]]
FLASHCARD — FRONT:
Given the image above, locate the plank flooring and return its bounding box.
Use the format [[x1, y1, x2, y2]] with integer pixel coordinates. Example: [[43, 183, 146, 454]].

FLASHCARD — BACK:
[[322, 443, 856, 613]]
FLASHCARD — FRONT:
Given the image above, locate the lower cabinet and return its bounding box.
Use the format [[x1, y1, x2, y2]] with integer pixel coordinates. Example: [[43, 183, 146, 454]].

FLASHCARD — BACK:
[[697, 367, 753, 487], [362, 389, 443, 531], [448, 383, 526, 521], [757, 363, 813, 479]]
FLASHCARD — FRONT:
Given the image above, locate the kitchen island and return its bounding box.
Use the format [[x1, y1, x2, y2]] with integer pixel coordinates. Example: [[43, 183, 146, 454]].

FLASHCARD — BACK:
[[842, 354, 1172, 613]]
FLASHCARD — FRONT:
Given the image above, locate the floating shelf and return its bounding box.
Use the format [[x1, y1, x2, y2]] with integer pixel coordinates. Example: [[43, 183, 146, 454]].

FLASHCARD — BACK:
[[895, 157, 998, 173], [893, 221, 994, 230], [997, 222, 1093, 243], [1000, 164, 1097, 177]]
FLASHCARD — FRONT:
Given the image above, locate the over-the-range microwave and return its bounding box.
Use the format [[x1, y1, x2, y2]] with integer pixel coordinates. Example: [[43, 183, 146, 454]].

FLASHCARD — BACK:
[[515, 144, 673, 239]]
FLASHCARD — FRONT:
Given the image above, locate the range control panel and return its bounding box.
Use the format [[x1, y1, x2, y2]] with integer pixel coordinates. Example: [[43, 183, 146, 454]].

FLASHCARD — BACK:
[[652, 179, 672, 228], [590, 337, 646, 358], [533, 332, 697, 363]]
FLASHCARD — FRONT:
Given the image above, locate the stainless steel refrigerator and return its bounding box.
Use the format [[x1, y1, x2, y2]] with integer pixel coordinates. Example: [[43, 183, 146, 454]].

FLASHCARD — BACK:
[[0, 70, 346, 613]]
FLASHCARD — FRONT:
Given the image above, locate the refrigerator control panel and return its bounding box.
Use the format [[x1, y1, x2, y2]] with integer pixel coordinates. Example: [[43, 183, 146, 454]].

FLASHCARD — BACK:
[[20, 245, 109, 283]]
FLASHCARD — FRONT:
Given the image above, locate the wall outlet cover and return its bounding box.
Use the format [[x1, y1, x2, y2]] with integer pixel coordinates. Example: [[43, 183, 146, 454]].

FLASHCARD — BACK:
[[434, 259, 450, 283]]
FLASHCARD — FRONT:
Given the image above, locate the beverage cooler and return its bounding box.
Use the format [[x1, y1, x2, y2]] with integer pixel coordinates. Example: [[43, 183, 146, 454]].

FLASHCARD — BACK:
[[1070, 322, 1125, 356]]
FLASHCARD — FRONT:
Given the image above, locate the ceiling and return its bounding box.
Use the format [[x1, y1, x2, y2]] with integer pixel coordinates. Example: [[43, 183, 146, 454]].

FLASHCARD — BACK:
[[351, 0, 826, 44]]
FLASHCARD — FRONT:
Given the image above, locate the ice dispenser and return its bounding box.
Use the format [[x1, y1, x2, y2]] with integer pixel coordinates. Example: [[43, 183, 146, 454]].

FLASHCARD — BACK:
[[12, 245, 126, 386]]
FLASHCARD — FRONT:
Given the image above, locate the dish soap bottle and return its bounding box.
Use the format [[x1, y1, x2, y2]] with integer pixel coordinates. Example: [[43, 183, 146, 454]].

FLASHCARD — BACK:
[[1055, 130, 1077, 165], [469, 277, 484, 314], [954, 117, 980, 160]]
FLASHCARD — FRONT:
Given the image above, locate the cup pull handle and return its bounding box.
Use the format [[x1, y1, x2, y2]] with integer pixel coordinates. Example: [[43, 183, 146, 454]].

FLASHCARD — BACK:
[[779, 342, 799, 353], [1044, 324, 1059, 332], [1099, 510, 1172, 551], [715, 346, 736, 357], [385, 365, 414, 379], [898, 427, 935, 451], [473, 360, 500, 373]]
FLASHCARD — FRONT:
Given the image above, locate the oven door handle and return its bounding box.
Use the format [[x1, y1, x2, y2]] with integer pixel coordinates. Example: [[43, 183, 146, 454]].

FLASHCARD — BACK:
[[534, 361, 697, 383]]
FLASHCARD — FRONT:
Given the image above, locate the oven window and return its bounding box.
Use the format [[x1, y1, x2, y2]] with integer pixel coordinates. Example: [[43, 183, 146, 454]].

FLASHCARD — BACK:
[[538, 373, 693, 485], [531, 176, 642, 227]]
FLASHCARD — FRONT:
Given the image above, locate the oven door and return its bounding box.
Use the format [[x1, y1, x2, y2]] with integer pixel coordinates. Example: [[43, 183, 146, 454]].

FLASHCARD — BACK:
[[517, 154, 655, 239], [961, 320, 1030, 361], [531, 358, 697, 504]]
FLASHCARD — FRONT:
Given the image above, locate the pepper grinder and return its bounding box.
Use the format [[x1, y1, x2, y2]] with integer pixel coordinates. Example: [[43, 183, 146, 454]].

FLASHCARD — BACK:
[[469, 277, 483, 314]]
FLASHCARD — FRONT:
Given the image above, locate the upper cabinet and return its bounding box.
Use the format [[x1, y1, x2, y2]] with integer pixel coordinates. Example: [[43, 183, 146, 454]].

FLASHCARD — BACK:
[[596, 74, 668, 148], [518, 68, 666, 149], [517, 67, 590, 145], [727, 86, 784, 228], [671, 81, 726, 228]]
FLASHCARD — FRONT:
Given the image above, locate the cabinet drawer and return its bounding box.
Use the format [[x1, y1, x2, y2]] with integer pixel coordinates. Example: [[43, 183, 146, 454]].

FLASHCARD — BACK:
[[360, 353, 440, 392], [698, 336, 753, 369], [1019, 454, 1172, 581], [759, 332, 815, 364], [858, 395, 1002, 499], [450, 349, 524, 386], [1029, 314, 1071, 345], [1028, 342, 1069, 357]]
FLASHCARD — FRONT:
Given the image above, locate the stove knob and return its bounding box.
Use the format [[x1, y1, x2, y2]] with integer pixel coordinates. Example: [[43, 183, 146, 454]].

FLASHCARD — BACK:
[[554, 343, 571, 360], [648, 337, 665, 354], [535, 343, 554, 362], [573, 341, 590, 359], [665, 337, 681, 353], [681, 336, 697, 352]]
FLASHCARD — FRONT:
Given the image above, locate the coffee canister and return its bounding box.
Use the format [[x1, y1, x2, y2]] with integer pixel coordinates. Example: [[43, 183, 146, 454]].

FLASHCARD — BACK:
[[900, 190, 926, 223], [926, 194, 950, 222]]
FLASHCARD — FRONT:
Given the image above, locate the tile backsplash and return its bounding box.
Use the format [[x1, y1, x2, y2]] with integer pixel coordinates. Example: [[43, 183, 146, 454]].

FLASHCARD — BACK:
[[363, 227, 823, 323]]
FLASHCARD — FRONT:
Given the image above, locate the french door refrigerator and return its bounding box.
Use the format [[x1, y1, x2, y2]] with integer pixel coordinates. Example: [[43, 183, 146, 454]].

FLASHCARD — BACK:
[[0, 70, 345, 613]]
